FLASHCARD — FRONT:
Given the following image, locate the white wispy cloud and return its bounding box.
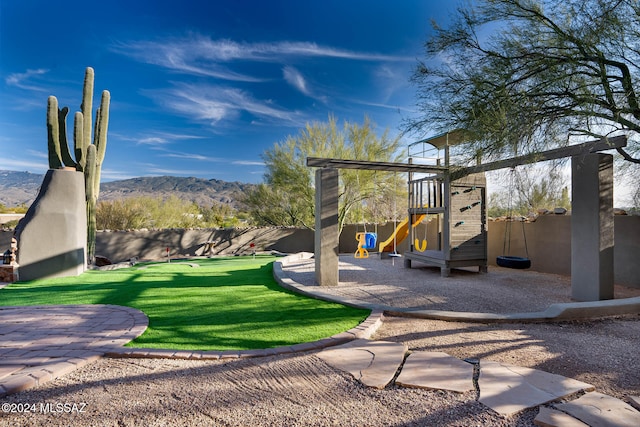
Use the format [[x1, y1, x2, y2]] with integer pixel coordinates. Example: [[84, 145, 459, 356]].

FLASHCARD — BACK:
[[111, 35, 413, 79], [282, 65, 330, 103], [232, 160, 265, 166], [146, 83, 302, 126], [143, 166, 219, 176], [137, 136, 172, 145], [352, 99, 416, 113], [27, 149, 48, 159], [114, 131, 205, 147], [282, 66, 310, 95], [5, 69, 49, 91], [372, 64, 413, 102], [0, 157, 48, 172], [161, 152, 225, 162], [162, 153, 209, 161], [99, 169, 138, 181]]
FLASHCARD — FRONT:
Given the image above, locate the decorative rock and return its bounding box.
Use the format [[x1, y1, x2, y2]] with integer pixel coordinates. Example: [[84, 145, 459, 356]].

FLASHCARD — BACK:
[[614, 208, 628, 215], [554, 207, 568, 215], [554, 391, 640, 427], [317, 339, 407, 389], [395, 351, 474, 393]]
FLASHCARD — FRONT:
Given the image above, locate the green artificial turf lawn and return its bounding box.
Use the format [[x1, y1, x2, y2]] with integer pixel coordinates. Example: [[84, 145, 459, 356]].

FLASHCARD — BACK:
[[0, 255, 369, 350]]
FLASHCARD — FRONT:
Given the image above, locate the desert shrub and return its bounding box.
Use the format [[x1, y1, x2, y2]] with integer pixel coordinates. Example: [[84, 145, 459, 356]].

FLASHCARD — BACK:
[[97, 196, 202, 230]]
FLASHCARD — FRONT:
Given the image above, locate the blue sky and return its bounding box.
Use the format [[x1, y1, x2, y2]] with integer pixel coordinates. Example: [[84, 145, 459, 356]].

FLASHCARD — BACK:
[[0, 0, 460, 184]]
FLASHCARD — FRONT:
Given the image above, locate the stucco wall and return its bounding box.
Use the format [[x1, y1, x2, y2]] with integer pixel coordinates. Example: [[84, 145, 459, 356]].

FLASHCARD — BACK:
[[1, 216, 638, 288], [487, 215, 638, 287], [93, 227, 315, 261], [13, 170, 87, 281]]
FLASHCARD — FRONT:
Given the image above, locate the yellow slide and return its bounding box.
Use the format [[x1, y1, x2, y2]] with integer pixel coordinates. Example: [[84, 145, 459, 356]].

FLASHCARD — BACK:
[[379, 213, 426, 253]]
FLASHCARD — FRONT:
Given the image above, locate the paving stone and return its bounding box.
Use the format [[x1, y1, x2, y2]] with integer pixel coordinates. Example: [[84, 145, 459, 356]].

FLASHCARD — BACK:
[[395, 351, 474, 393], [534, 406, 589, 427], [496, 364, 595, 396], [554, 391, 640, 427], [317, 339, 407, 389], [25, 369, 54, 384], [0, 365, 25, 380], [0, 373, 37, 395], [0, 305, 148, 396], [478, 361, 594, 417]]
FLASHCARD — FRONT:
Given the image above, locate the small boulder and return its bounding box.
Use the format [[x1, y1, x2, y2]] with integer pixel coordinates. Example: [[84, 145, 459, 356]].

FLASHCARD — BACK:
[[554, 207, 568, 215]]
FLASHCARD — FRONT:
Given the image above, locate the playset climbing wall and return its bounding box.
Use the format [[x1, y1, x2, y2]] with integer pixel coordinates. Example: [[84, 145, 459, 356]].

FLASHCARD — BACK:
[[405, 172, 487, 277]]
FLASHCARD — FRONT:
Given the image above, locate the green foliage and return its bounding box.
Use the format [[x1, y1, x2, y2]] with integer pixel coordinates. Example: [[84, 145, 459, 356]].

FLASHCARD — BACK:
[[0, 204, 28, 230], [198, 202, 242, 228], [487, 164, 571, 216], [410, 0, 640, 166], [243, 115, 404, 231], [0, 257, 369, 350], [0, 203, 28, 214], [1, 220, 20, 230], [96, 196, 245, 230], [97, 196, 202, 230]]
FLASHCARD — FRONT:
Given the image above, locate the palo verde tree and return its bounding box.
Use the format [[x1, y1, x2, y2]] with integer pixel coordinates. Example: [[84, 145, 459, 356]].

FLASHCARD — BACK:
[[243, 115, 403, 233], [409, 0, 640, 172]]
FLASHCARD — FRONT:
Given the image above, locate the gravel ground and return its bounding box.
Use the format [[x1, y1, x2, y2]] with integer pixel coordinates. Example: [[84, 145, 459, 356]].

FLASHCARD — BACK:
[[2, 315, 638, 427], [1, 257, 639, 426], [280, 255, 640, 313]]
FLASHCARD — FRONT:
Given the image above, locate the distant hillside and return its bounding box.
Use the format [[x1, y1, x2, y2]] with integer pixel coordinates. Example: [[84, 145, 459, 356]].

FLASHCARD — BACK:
[[0, 171, 44, 207], [0, 170, 254, 208]]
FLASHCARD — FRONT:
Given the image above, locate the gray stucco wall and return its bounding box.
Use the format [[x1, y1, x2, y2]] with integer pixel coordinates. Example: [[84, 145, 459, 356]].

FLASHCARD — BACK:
[[487, 215, 639, 288], [1, 216, 638, 288], [12, 170, 87, 281]]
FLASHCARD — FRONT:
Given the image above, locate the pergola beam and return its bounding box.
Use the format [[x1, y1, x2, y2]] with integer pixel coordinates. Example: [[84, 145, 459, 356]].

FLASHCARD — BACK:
[[306, 157, 447, 174], [451, 135, 627, 179], [308, 136, 626, 177]]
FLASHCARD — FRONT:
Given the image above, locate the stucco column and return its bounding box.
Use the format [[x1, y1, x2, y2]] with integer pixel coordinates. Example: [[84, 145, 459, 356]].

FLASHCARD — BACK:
[[14, 169, 87, 281], [314, 168, 339, 286], [571, 153, 614, 301]]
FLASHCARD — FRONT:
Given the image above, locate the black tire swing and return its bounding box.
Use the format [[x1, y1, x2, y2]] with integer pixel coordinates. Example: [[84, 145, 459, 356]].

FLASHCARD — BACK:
[[496, 167, 531, 269]]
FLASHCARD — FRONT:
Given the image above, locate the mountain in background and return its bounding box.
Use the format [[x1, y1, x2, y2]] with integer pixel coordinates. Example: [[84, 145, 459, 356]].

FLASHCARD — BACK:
[[0, 170, 254, 208]]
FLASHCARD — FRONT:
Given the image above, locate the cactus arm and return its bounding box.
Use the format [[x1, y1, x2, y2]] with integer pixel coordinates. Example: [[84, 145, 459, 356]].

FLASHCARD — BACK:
[[47, 96, 63, 169], [73, 112, 85, 171], [92, 90, 110, 199], [57, 106, 77, 168], [80, 67, 94, 166]]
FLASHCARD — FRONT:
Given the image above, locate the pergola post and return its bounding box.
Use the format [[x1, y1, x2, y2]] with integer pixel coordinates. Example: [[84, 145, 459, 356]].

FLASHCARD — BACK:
[[314, 168, 339, 286], [571, 153, 614, 301]]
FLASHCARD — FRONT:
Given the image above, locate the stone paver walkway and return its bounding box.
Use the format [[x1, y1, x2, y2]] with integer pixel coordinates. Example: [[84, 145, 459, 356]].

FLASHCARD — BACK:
[[0, 305, 147, 397], [318, 339, 640, 426], [316, 339, 407, 389]]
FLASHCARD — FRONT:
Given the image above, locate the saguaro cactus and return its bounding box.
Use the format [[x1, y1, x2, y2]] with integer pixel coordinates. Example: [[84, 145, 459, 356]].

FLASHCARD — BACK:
[[45, 67, 110, 265], [47, 96, 76, 169]]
